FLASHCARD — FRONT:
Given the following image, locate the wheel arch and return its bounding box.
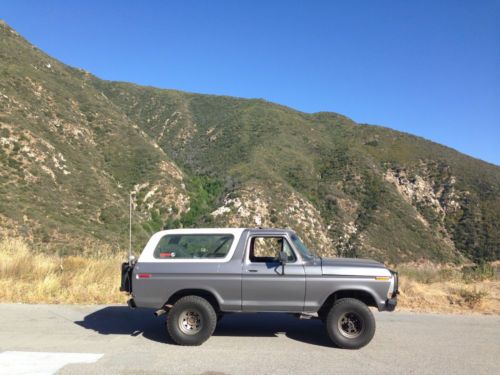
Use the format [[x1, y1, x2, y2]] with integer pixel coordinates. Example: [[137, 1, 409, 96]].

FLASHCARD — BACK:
[[318, 289, 379, 316], [165, 289, 221, 313]]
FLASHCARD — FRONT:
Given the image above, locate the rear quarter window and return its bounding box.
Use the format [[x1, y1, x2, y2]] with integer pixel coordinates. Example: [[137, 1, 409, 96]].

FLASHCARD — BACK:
[[153, 234, 234, 259]]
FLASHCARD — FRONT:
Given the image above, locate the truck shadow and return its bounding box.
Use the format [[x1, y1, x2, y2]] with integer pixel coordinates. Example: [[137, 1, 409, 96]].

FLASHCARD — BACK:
[[74, 306, 333, 348]]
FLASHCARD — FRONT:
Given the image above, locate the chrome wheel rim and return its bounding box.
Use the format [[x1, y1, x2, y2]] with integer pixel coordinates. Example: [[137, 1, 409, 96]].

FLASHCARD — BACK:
[[178, 309, 202, 335], [338, 312, 363, 338]]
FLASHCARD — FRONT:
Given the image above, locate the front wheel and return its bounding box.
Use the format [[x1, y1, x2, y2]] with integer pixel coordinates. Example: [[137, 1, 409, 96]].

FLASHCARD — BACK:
[[166, 295, 217, 346], [325, 298, 376, 349]]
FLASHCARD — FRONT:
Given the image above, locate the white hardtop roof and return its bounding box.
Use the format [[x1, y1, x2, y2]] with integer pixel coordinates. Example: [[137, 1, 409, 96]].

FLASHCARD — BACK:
[[154, 228, 246, 236], [153, 228, 294, 236], [138, 228, 245, 262], [138, 227, 297, 262]]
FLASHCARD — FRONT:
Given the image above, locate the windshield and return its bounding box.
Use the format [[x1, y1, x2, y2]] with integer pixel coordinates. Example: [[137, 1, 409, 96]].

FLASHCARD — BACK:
[[290, 234, 316, 260]]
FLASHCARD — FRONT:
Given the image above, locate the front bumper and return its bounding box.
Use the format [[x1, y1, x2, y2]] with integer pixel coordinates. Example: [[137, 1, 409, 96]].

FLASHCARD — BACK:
[[382, 269, 399, 311], [383, 295, 398, 311]]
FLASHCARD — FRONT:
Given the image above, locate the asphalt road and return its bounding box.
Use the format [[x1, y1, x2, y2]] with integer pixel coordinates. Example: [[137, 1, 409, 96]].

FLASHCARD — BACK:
[[0, 304, 498, 374]]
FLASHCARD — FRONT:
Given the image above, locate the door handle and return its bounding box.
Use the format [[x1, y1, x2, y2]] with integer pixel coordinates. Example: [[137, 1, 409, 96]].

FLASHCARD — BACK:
[[247, 269, 258, 273]]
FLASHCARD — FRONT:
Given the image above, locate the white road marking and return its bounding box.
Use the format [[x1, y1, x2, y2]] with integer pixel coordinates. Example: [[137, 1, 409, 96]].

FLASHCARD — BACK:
[[0, 351, 103, 375]]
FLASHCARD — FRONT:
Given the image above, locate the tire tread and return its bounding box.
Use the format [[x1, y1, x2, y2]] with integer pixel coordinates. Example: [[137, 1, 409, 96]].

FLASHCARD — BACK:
[[325, 297, 376, 349], [166, 295, 217, 346]]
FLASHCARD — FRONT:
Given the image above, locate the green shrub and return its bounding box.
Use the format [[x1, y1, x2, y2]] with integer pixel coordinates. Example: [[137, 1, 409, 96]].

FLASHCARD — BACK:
[[178, 176, 223, 227], [461, 263, 495, 283]]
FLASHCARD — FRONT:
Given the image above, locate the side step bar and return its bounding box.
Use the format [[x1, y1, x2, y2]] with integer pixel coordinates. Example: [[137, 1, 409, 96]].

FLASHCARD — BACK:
[[293, 312, 319, 320]]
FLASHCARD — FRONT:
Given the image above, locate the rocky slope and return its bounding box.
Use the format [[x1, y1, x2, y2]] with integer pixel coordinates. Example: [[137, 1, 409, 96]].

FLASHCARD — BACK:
[[0, 21, 498, 262]]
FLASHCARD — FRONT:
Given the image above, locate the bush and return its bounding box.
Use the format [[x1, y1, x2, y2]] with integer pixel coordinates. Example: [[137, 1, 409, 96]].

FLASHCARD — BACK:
[[461, 263, 495, 283], [397, 266, 460, 284], [178, 176, 223, 227], [457, 288, 488, 309]]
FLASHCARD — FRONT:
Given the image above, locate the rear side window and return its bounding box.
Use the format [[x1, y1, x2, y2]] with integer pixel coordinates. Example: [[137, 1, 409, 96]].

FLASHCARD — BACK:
[[153, 234, 234, 259]]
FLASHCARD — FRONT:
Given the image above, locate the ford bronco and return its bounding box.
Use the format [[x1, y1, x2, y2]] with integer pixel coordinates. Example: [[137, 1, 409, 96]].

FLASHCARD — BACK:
[[121, 228, 398, 348]]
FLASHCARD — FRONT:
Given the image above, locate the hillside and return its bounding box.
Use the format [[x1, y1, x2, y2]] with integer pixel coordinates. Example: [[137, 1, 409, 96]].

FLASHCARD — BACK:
[[0, 21, 498, 263]]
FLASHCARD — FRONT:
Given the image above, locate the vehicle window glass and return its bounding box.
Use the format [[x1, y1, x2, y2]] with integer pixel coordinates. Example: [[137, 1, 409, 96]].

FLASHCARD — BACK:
[[153, 234, 234, 259], [249, 237, 296, 263], [290, 234, 314, 260]]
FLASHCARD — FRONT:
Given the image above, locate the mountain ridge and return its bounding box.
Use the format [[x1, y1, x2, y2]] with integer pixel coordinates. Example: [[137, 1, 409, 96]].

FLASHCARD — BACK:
[[0, 21, 498, 262], [1, 18, 497, 166]]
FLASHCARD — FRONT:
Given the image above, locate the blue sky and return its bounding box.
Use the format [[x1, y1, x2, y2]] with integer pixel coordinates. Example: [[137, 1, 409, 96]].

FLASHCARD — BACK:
[[1, 0, 499, 165]]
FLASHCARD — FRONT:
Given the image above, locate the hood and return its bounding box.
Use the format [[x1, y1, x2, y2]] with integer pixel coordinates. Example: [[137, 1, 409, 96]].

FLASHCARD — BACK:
[[320, 257, 391, 277]]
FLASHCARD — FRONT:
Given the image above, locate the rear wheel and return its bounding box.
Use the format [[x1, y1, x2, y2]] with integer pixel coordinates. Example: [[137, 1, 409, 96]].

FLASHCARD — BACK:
[[325, 298, 375, 349], [166, 295, 217, 346]]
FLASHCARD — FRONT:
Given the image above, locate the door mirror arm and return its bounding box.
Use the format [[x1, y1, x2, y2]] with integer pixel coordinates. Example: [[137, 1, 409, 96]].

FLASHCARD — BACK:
[[279, 251, 287, 275]]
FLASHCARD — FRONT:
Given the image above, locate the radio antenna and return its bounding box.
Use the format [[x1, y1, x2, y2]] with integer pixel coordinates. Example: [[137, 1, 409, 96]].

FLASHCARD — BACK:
[[129, 192, 132, 265]]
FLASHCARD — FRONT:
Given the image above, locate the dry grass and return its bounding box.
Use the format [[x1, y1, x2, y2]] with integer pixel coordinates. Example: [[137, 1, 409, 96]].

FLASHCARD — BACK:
[[397, 263, 500, 314], [0, 237, 125, 304], [0, 237, 499, 314]]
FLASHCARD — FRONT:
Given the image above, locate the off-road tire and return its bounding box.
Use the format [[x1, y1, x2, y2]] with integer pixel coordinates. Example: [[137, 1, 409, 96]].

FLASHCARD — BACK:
[[166, 295, 217, 346], [325, 298, 376, 349]]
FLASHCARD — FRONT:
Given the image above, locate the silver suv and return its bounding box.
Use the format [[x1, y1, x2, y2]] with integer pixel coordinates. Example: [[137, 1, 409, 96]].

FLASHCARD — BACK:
[[121, 228, 398, 348]]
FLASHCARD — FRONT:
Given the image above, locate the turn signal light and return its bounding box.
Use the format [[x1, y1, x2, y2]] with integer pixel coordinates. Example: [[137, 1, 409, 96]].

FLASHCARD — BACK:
[[375, 276, 390, 281]]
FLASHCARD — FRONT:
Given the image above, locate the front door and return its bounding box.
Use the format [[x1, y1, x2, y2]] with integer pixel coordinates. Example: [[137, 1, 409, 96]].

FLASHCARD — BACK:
[[242, 235, 306, 312]]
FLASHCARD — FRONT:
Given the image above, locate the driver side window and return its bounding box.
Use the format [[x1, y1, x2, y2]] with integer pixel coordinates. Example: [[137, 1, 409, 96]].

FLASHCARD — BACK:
[[249, 237, 296, 263]]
